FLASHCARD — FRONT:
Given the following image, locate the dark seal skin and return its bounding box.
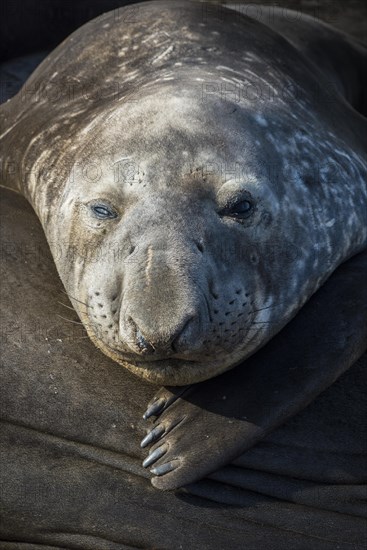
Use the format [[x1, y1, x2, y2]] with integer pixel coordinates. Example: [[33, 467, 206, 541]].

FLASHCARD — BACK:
[[0, 1, 366, 492]]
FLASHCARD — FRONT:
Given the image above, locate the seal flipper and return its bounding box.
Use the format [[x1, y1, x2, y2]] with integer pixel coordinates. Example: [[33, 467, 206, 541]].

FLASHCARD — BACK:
[[142, 250, 367, 490]]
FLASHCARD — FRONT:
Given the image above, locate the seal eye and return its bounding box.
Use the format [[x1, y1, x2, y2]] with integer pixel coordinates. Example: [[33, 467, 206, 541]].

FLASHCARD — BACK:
[[231, 200, 252, 217], [220, 199, 254, 220], [91, 204, 117, 220]]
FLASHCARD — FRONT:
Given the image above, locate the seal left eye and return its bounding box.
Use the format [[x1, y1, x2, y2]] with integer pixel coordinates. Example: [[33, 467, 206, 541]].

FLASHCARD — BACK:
[[220, 199, 254, 219], [91, 204, 117, 219], [231, 200, 252, 216]]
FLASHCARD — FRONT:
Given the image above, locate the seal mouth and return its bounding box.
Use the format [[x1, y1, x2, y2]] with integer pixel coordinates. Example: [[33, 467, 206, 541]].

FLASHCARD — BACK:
[[79, 310, 247, 385], [78, 309, 228, 384], [96, 340, 235, 385], [104, 343, 201, 368], [102, 339, 202, 363]]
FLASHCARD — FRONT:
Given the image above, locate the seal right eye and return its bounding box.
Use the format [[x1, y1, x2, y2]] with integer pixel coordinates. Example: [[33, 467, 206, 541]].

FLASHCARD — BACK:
[[228, 200, 253, 218], [91, 204, 117, 219]]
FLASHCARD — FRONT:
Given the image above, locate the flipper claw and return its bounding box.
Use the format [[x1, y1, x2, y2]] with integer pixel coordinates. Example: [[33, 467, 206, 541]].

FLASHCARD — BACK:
[[142, 444, 168, 468], [151, 460, 179, 476], [143, 398, 166, 420], [140, 424, 165, 448]]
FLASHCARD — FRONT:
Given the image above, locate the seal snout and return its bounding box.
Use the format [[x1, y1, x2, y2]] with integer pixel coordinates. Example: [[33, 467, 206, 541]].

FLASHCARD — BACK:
[[128, 314, 197, 356]]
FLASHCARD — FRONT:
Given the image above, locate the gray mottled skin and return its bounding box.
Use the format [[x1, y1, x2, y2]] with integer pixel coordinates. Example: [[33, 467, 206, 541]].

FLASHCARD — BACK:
[[0, 0, 367, 500], [0, 1, 366, 388]]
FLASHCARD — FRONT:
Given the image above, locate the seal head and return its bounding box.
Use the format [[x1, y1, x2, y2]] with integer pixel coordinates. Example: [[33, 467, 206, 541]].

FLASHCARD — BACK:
[[53, 83, 366, 385]]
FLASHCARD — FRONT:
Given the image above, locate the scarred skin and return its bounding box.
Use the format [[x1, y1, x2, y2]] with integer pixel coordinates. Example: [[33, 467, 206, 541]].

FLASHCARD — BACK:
[[0, 2, 366, 490]]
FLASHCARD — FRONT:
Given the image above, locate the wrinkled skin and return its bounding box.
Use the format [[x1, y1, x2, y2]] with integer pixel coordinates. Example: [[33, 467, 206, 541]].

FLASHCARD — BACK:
[[1, 2, 366, 386]]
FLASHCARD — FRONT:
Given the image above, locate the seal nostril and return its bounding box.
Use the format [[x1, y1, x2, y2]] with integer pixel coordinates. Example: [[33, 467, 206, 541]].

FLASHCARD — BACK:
[[128, 317, 155, 354], [128, 246, 135, 256], [136, 329, 154, 354], [196, 242, 204, 253]]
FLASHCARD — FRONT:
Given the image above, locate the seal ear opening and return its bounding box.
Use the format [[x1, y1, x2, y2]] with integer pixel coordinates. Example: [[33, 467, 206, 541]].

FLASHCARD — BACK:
[[142, 250, 367, 490]]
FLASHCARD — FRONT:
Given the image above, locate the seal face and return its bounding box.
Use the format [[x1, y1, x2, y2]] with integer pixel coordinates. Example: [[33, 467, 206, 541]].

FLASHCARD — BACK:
[[1, 1, 366, 385]]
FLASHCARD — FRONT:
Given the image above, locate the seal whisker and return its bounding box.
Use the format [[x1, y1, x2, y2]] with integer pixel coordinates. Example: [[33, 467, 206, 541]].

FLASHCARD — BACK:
[[248, 303, 282, 315], [62, 336, 90, 340], [60, 290, 90, 308], [57, 301, 80, 312], [56, 314, 84, 326]]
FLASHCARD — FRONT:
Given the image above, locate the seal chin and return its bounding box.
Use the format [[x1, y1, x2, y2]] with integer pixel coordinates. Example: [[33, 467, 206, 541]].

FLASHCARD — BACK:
[[93, 337, 236, 385], [77, 308, 233, 384], [121, 356, 235, 386]]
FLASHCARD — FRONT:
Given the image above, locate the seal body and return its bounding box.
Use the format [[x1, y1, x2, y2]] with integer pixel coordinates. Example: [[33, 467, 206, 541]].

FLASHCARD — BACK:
[[1, 1, 366, 385]]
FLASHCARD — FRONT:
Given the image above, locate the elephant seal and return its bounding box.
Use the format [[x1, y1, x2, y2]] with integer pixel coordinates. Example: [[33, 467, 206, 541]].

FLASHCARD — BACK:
[[1, 185, 366, 548], [1, 0, 366, 389], [1, 2, 367, 532]]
